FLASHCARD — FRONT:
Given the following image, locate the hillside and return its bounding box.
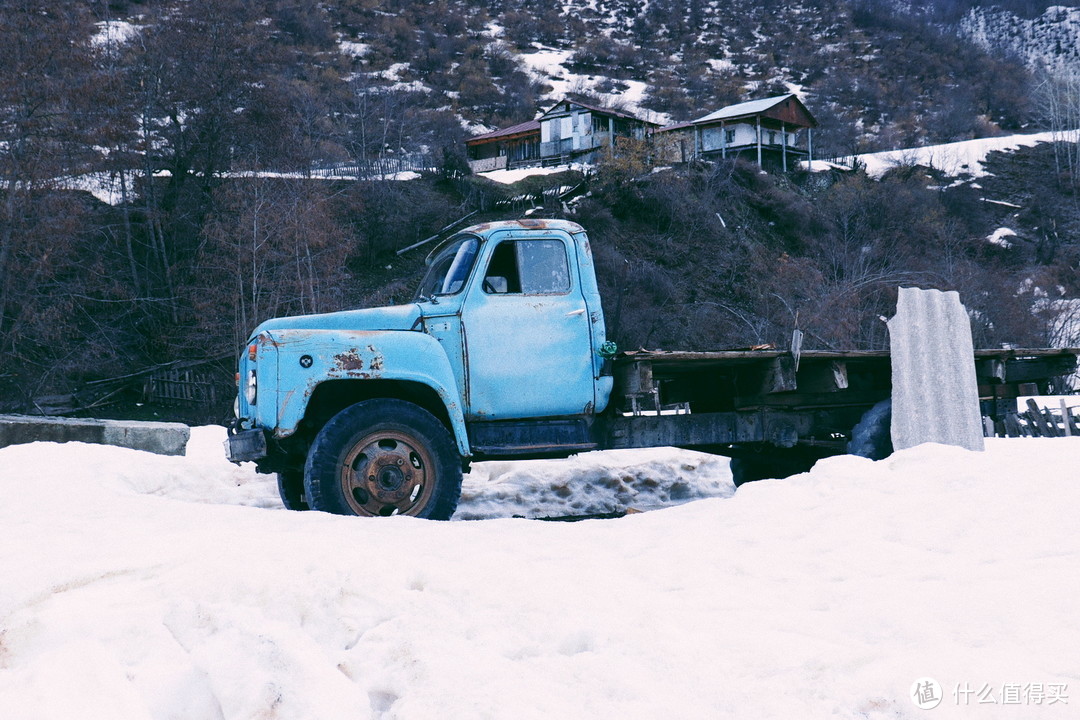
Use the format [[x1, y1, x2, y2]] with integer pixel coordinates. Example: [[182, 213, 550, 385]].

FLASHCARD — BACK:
[[3, 1, 1080, 416]]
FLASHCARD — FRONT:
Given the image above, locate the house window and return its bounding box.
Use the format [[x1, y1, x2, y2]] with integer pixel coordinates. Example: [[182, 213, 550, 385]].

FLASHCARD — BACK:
[[768, 131, 777, 145], [724, 129, 735, 145]]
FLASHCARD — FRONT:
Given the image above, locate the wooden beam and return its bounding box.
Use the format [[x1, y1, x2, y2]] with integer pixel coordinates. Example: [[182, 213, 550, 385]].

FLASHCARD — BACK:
[[782, 121, 788, 172], [1026, 398, 1055, 436], [756, 116, 762, 167], [760, 356, 798, 395]]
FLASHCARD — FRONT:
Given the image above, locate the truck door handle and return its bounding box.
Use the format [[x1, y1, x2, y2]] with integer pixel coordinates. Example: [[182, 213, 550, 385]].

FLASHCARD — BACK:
[[566, 309, 585, 317]]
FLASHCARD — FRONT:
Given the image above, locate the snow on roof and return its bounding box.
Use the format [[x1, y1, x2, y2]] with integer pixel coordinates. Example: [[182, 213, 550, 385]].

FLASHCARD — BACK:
[[693, 94, 795, 124]]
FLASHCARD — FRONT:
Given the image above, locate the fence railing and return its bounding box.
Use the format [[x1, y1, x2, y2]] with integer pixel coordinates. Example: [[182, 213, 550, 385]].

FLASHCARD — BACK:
[[988, 398, 1079, 437]]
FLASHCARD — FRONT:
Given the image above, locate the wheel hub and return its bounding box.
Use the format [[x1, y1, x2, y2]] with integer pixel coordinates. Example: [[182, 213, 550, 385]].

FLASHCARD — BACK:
[[368, 456, 411, 502], [341, 431, 431, 516]]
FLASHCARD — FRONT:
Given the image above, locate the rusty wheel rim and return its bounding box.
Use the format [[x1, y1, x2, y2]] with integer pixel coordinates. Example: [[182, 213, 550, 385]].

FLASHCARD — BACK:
[[339, 430, 435, 516]]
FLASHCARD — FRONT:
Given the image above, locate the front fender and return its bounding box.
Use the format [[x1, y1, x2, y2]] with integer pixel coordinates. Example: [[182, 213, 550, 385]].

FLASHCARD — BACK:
[[265, 329, 470, 456]]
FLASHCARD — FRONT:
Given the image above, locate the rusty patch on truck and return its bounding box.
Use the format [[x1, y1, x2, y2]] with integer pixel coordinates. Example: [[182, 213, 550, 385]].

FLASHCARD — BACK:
[[335, 349, 364, 371], [367, 345, 384, 371]]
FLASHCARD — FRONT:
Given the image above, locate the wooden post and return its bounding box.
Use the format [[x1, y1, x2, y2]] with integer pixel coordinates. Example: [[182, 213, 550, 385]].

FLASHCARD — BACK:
[[1061, 400, 1073, 436], [721, 121, 726, 159], [1066, 405, 1080, 435], [1026, 399, 1055, 436], [756, 116, 762, 168], [781, 121, 788, 172], [1003, 413, 1021, 437], [807, 128, 813, 171]]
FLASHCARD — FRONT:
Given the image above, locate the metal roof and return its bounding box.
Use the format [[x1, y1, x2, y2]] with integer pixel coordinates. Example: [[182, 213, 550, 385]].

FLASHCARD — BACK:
[[693, 94, 796, 124], [465, 119, 541, 144]]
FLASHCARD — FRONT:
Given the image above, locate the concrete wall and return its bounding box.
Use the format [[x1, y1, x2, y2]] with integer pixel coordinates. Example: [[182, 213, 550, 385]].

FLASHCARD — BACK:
[[0, 415, 191, 456]]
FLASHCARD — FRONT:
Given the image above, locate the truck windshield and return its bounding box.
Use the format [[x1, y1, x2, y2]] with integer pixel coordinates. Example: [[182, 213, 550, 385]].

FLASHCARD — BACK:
[[414, 236, 480, 300]]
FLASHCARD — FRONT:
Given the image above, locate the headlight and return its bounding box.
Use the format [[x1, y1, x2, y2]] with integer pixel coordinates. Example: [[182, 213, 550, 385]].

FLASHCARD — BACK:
[[244, 370, 257, 405]]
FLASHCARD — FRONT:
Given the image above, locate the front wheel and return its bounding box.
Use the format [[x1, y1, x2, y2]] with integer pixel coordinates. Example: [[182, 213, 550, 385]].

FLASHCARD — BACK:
[[304, 399, 462, 519], [277, 471, 309, 511]]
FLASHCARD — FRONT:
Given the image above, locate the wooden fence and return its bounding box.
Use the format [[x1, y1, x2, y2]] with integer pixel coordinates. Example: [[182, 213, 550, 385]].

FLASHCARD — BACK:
[[143, 364, 225, 407], [988, 399, 1080, 438]]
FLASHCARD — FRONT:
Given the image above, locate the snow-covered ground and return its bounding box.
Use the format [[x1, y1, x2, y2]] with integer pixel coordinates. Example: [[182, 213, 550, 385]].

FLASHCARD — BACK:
[[476, 163, 587, 185], [2, 427, 1079, 718], [517, 47, 669, 127], [828, 130, 1066, 180]]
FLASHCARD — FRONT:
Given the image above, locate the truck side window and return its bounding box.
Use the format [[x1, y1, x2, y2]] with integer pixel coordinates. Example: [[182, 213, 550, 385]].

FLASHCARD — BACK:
[[483, 239, 570, 295]]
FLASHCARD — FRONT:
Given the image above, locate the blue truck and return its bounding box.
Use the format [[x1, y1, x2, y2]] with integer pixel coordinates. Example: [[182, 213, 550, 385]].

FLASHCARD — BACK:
[[226, 219, 1078, 518]]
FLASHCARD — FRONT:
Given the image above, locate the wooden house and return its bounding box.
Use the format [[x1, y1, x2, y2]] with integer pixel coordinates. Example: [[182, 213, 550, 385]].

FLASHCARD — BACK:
[[538, 99, 659, 166], [655, 94, 817, 171], [465, 119, 541, 173]]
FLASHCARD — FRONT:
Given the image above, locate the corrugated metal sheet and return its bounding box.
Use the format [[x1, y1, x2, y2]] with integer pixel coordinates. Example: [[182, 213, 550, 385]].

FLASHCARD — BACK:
[[693, 95, 793, 123], [888, 287, 985, 452]]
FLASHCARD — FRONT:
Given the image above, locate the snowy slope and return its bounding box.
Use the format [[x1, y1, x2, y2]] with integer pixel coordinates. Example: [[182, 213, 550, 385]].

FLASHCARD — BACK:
[[820, 130, 1065, 179], [2, 427, 1079, 718]]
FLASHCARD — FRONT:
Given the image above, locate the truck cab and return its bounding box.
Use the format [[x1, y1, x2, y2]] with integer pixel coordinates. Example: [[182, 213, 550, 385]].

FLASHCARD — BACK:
[[227, 219, 613, 518]]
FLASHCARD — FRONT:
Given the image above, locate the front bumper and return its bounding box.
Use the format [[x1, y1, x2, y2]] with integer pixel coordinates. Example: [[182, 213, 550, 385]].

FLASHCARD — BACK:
[[225, 427, 268, 463]]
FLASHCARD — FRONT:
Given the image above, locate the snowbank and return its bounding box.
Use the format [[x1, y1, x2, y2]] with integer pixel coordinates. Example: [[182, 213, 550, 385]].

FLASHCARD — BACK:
[[476, 164, 584, 185], [2, 428, 1079, 719], [850, 131, 1059, 180], [461, 448, 733, 519]]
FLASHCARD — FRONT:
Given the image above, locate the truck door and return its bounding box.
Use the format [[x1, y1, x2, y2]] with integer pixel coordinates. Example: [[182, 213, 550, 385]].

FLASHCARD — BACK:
[[462, 233, 595, 420]]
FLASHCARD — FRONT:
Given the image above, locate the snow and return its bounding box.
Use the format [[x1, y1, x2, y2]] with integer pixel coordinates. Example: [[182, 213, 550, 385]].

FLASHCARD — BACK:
[[842, 131, 1063, 180], [3, 425, 1080, 717], [90, 20, 138, 48], [516, 47, 666, 124], [338, 40, 370, 58], [60, 168, 423, 205], [476, 163, 586, 184], [987, 227, 1017, 248], [458, 448, 733, 519], [62, 172, 126, 206]]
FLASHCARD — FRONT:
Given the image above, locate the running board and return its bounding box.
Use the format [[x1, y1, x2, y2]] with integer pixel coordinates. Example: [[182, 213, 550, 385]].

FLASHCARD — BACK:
[[467, 418, 595, 458]]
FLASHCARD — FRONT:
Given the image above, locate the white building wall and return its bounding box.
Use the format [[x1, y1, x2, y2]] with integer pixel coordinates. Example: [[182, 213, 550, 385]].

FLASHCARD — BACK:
[[699, 122, 798, 152]]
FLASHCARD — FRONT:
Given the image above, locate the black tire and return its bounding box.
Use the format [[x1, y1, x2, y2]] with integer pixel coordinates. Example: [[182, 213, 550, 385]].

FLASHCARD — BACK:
[[847, 399, 893, 460], [729, 448, 820, 487], [304, 399, 462, 519], [277, 471, 309, 511]]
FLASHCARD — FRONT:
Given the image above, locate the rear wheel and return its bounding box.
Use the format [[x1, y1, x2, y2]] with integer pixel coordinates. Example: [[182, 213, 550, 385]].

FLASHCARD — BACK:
[[304, 399, 461, 519], [847, 399, 893, 460]]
